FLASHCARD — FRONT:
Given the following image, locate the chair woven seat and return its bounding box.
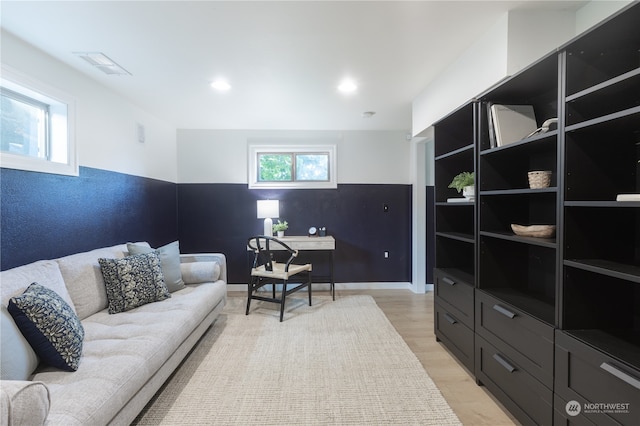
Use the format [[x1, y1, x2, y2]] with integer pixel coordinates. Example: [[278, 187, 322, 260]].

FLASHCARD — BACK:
[[251, 262, 312, 280]]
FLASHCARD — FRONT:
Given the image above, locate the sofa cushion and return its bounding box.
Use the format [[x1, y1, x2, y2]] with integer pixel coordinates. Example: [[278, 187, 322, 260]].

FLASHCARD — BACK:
[[32, 281, 226, 426], [1, 305, 39, 380], [99, 252, 171, 314], [0, 260, 75, 313], [8, 283, 84, 371], [127, 241, 185, 292], [56, 244, 145, 320]]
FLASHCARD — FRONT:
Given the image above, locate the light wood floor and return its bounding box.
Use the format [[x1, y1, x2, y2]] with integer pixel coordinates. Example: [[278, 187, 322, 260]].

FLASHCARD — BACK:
[[231, 288, 519, 425]]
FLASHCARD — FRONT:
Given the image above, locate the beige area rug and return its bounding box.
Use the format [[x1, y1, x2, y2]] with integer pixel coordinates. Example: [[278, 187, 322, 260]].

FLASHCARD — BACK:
[[134, 295, 461, 425]]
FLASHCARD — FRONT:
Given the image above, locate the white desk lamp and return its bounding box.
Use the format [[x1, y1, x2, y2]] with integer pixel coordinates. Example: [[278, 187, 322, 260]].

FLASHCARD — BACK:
[[257, 200, 279, 237]]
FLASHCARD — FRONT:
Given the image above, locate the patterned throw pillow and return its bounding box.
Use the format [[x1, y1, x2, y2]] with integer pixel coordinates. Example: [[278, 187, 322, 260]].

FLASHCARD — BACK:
[[8, 282, 84, 371], [99, 252, 170, 314]]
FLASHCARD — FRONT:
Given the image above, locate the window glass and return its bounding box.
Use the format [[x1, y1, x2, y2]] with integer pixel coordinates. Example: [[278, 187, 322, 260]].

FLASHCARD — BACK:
[[0, 65, 77, 176], [296, 154, 329, 181], [258, 153, 292, 181], [1, 88, 49, 159], [248, 144, 337, 189]]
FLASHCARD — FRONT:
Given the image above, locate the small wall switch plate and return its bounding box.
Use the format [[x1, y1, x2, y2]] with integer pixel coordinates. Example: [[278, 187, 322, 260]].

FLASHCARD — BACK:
[[137, 123, 145, 143], [384, 251, 389, 258]]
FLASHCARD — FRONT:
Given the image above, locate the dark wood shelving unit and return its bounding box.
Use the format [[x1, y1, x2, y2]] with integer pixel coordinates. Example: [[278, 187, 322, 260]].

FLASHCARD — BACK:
[[433, 4, 640, 424], [433, 101, 478, 374]]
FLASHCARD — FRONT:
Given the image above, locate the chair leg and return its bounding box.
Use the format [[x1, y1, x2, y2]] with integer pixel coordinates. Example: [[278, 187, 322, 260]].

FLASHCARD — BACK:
[[280, 280, 287, 322], [246, 276, 256, 315], [308, 271, 312, 306]]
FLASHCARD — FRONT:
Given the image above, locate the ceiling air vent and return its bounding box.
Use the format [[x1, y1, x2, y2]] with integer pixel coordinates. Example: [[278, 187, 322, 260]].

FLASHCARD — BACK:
[[73, 52, 131, 76]]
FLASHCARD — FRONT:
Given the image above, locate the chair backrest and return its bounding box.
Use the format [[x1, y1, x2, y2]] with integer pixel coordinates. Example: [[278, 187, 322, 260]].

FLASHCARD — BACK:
[[247, 236, 298, 272]]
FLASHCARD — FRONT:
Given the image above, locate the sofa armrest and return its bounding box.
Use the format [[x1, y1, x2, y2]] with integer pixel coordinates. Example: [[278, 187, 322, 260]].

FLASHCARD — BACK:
[[1, 380, 50, 426], [179, 253, 227, 283]]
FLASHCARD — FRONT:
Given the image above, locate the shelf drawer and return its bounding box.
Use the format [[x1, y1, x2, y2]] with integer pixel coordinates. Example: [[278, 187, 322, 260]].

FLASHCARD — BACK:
[[475, 290, 554, 388], [476, 335, 553, 426], [555, 331, 640, 425], [434, 300, 474, 373], [434, 268, 474, 328]]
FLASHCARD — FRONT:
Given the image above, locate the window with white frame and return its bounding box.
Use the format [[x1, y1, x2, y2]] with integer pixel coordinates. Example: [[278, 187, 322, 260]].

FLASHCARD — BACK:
[[1, 65, 77, 176], [248, 145, 337, 189]]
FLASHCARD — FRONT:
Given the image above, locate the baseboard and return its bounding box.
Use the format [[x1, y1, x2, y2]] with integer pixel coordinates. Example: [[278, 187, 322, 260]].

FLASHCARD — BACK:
[[227, 282, 417, 293]]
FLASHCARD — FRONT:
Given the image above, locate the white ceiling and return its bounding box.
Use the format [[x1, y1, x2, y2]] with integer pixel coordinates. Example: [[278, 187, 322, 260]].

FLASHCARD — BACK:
[[1, 1, 588, 131]]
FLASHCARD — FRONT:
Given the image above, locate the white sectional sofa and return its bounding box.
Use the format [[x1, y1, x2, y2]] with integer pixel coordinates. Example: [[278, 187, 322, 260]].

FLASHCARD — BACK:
[[0, 243, 227, 425]]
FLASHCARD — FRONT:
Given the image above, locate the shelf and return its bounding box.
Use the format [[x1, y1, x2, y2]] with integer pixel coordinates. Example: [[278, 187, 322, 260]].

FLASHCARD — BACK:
[[564, 329, 640, 371], [566, 66, 640, 102], [480, 130, 557, 156], [435, 144, 474, 161], [565, 201, 640, 208], [480, 288, 555, 326], [565, 105, 640, 133], [480, 231, 557, 249], [564, 259, 640, 283], [481, 187, 557, 196], [566, 68, 640, 126], [435, 201, 474, 206], [436, 231, 475, 244]]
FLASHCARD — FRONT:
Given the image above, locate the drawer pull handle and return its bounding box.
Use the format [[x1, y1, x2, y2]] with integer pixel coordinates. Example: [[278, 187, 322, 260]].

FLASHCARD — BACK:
[[444, 313, 458, 325], [442, 277, 456, 286], [493, 304, 516, 319], [493, 354, 517, 373], [600, 362, 640, 390]]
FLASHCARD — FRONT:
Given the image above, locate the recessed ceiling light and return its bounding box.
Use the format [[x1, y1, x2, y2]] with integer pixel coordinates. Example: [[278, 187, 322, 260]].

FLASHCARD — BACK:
[[211, 80, 231, 91], [73, 52, 131, 76], [338, 79, 357, 93]]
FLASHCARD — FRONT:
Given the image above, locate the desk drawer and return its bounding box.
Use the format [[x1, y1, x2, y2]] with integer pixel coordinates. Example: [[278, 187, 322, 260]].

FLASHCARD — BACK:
[[434, 268, 474, 328], [555, 331, 640, 425], [476, 335, 553, 426], [434, 300, 474, 373], [475, 290, 554, 388]]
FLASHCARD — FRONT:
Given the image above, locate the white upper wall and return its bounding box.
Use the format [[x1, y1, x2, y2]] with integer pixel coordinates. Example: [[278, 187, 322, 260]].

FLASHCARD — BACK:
[[412, 13, 509, 137], [177, 129, 411, 185], [1, 30, 178, 182], [411, 1, 631, 136], [575, 0, 632, 33]]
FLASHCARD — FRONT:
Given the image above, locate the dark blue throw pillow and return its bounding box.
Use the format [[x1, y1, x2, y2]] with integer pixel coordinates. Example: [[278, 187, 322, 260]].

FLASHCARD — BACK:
[[8, 282, 84, 371]]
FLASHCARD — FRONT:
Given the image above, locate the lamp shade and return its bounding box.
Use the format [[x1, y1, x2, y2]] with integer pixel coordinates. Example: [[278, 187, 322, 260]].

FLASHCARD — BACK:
[[257, 200, 279, 219]]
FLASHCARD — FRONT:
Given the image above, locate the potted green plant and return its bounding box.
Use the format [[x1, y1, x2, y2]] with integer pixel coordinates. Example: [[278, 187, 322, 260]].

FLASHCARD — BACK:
[[448, 172, 475, 199], [273, 220, 288, 237]]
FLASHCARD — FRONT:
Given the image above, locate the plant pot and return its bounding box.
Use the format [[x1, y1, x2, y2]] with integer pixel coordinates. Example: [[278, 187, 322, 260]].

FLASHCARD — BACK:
[[277, 231, 285, 238], [463, 185, 475, 200]]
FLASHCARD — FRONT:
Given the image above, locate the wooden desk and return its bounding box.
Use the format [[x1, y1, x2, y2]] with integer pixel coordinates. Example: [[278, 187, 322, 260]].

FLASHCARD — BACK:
[[249, 236, 336, 300]]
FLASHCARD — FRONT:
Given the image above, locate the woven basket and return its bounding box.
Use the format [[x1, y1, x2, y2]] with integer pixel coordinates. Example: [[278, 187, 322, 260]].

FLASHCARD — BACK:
[[511, 224, 556, 238], [528, 171, 552, 189]]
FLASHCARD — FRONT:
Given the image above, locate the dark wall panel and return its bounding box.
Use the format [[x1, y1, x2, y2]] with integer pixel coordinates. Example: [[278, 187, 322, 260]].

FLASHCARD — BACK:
[[1, 167, 178, 270], [177, 183, 412, 284]]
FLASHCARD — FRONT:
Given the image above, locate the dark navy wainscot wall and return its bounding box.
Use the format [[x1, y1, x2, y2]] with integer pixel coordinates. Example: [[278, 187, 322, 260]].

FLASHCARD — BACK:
[[2, 167, 413, 285], [1, 167, 178, 270], [177, 183, 412, 284]]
